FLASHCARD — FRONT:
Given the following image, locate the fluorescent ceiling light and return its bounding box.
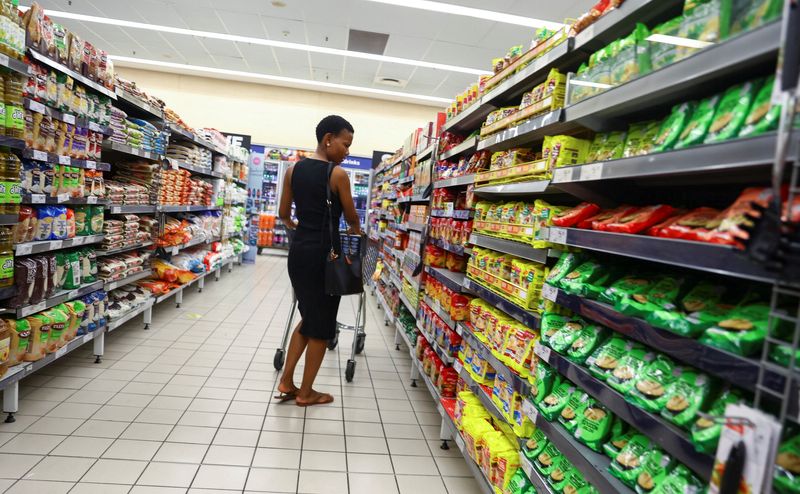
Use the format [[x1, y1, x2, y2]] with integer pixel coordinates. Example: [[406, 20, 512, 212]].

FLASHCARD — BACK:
[[645, 34, 714, 49], [33, 9, 491, 76], [110, 55, 451, 105], [363, 0, 564, 30]]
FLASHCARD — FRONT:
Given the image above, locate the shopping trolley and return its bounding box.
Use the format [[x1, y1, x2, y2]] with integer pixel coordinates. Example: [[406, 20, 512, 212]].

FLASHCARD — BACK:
[[273, 233, 372, 382]]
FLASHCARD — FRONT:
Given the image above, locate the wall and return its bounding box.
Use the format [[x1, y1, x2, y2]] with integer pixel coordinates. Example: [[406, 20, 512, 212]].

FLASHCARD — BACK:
[[117, 67, 441, 157]]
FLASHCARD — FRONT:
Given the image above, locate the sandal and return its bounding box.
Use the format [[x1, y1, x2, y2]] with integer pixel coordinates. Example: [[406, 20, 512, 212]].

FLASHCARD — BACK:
[[273, 391, 298, 403], [296, 392, 335, 407]]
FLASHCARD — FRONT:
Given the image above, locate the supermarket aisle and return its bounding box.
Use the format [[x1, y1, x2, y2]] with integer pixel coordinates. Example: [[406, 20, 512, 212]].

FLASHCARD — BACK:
[[0, 255, 481, 494]]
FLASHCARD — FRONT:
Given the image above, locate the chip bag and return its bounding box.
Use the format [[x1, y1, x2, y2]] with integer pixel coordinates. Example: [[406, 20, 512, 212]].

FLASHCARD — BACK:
[[609, 434, 652, 487], [661, 370, 712, 428]]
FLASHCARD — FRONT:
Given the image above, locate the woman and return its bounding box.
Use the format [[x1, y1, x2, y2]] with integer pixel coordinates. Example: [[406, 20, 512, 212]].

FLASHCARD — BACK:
[[276, 115, 362, 407]]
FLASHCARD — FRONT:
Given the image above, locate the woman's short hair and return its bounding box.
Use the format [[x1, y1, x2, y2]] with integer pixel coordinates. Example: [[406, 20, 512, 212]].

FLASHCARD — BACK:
[[316, 115, 354, 143]]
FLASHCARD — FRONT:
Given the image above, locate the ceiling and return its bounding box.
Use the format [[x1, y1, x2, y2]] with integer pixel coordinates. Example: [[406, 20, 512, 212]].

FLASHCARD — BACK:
[[21, 0, 595, 103]]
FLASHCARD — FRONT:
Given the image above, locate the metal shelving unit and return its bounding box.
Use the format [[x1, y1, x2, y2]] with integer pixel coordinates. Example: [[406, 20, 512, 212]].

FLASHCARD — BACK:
[[462, 277, 540, 329], [469, 233, 552, 264]]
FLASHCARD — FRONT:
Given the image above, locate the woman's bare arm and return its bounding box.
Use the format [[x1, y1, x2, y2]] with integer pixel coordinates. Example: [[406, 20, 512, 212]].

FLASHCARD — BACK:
[[279, 166, 298, 230], [331, 166, 362, 235]]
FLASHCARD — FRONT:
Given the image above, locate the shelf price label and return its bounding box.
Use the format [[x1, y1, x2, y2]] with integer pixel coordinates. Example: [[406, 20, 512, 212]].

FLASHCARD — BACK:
[[28, 100, 46, 114], [171, 246, 180, 255], [58, 155, 71, 165], [579, 163, 603, 182], [453, 360, 464, 375], [553, 167, 572, 183], [29, 301, 47, 315], [542, 284, 558, 303], [534, 344, 552, 364], [548, 227, 567, 245], [57, 193, 70, 202], [111, 207, 121, 214], [87, 196, 98, 204], [32, 150, 48, 161], [55, 346, 68, 359], [454, 433, 465, 452], [84, 161, 96, 170], [15, 243, 32, 255], [82, 333, 93, 344], [62, 113, 76, 125], [522, 399, 539, 424], [30, 194, 46, 204], [520, 455, 535, 480]]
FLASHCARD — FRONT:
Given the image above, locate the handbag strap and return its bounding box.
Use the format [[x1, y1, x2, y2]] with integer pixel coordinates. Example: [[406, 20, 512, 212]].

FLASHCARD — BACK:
[[324, 162, 338, 256]]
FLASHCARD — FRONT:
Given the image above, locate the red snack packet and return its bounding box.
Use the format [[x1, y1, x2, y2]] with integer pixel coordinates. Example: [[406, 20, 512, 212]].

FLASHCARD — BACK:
[[655, 207, 720, 241], [438, 367, 459, 398], [581, 206, 638, 231], [604, 205, 676, 234], [552, 202, 601, 227], [702, 187, 775, 248]]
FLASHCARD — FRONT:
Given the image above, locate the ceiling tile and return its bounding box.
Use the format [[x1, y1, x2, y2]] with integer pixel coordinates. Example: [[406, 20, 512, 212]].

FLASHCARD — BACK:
[[198, 38, 241, 58], [85, 0, 148, 22], [375, 62, 415, 82], [309, 53, 345, 72], [173, 5, 227, 32], [342, 58, 380, 78], [215, 10, 269, 38], [261, 17, 308, 44], [272, 46, 311, 71], [311, 68, 343, 84], [236, 44, 281, 73], [383, 35, 430, 61], [424, 41, 496, 69], [304, 22, 348, 51]]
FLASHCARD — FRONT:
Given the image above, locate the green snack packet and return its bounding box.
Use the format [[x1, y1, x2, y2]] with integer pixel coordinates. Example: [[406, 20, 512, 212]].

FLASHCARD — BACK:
[[769, 343, 800, 368], [739, 76, 781, 137], [531, 363, 558, 405], [587, 133, 608, 163], [567, 324, 608, 365], [661, 369, 712, 428], [599, 274, 656, 306], [635, 449, 675, 494], [63, 252, 81, 290], [681, 280, 727, 313], [607, 346, 654, 395], [699, 302, 769, 356], [609, 434, 651, 487], [507, 468, 531, 493], [548, 456, 575, 491], [558, 390, 590, 433], [582, 265, 624, 301], [538, 380, 576, 421], [628, 120, 662, 157], [628, 355, 677, 412], [654, 102, 695, 152], [534, 443, 562, 475], [596, 130, 628, 162], [649, 17, 683, 71], [774, 433, 800, 494], [548, 319, 585, 353], [617, 275, 686, 317], [546, 252, 586, 287], [650, 464, 703, 494], [541, 313, 570, 347], [674, 95, 721, 149], [730, 0, 783, 37], [574, 401, 614, 452], [587, 336, 631, 381], [660, 299, 737, 338], [564, 469, 598, 494], [691, 388, 742, 454], [559, 261, 608, 296], [677, 0, 731, 60], [604, 427, 637, 459], [524, 428, 549, 460], [705, 81, 759, 143]]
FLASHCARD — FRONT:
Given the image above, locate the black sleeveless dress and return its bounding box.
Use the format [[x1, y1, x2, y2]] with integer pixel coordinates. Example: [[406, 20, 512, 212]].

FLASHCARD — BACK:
[[287, 158, 342, 340]]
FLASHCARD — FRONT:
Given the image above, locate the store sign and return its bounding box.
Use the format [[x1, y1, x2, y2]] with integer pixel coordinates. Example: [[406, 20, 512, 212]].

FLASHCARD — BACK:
[[224, 132, 251, 149], [373, 150, 393, 169], [340, 155, 372, 171]]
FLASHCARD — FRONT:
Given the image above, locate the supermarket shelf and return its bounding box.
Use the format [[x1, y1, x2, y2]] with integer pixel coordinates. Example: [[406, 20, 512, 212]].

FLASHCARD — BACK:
[[96, 241, 153, 257], [397, 195, 429, 204], [412, 356, 442, 401], [416, 321, 454, 365], [459, 322, 530, 395], [166, 123, 227, 155], [104, 269, 153, 292], [434, 174, 475, 189], [22, 149, 111, 171], [14, 234, 104, 255], [431, 237, 465, 256], [546, 285, 765, 392], [168, 159, 227, 179], [402, 270, 420, 292], [431, 209, 472, 219], [154, 259, 234, 304], [375, 289, 395, 324], [524, 401, 633, 494], [398, 175, 415, 185], [424, 266, 465, 293], [233, 178, 247, 187], [535, 343, 713, 481], [157, 205, 222, 213], [0, 52, 30, 76], [473, 179, 556, 198], [442, 101, 495, 135], [107, 204, 158, 214], [0, 327, 105, 392], [469, 233, 551, 264], [399, 292, 418, 316], [551, 133, 785, 186], [546, 227, 785, 285], [481, 40, 573, 107], [0, 286, 15, 301], [477, 109, 566, 152], [395, 319, 415, 353], [458, 364, 523, 447], [418, 145, 435, 160], [164, 235, 216, 254], [462, 277, 540, 329], [421, 296, 456, 330], [438, 403, 495, 494], [390, 272, 403, 291], [518, 451, 555, 494], [114, 87, 164, 120], [28, 49, 117, 99], [107, 299, 155, 332], [102, 141, 164, 161], [0, 215, 16, 226], [566, 21, 781, 130], [0, 136, 25, 150], [440, 136, 478, 161], [572, 0, 683, 53], [24, 98, 111, 134], [21, 194, 107, 205], [4, 280, 105, 318], [406, 222, 426, 232]]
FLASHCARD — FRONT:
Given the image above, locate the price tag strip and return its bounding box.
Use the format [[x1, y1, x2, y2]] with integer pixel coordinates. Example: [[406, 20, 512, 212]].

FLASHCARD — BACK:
[[534, 343, 552, 364], [579, 163, 603, 182], [548, 227, 568, 245], [542, 284, 558, 303]]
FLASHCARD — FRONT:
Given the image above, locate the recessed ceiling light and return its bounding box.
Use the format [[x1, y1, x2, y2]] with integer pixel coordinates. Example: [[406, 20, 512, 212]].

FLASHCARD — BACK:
[[271, 0, 287, 7], [110, 55, 450, 105], [362, 0, 564, 29], [32, 8, 491, 76]]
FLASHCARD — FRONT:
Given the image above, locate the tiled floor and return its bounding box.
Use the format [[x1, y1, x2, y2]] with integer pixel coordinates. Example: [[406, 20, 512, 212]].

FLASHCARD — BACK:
[[0, 254, 482, 494]]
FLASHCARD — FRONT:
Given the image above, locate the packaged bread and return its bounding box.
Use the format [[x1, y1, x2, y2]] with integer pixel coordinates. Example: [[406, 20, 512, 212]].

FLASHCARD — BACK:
[[0, 318, 11, 378], [7, 318, 31, 366], [24, 315, 47, 361]]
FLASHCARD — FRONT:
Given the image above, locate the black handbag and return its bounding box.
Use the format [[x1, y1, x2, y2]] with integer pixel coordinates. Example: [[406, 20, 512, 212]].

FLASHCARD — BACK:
[[323, 162, 364, 296]]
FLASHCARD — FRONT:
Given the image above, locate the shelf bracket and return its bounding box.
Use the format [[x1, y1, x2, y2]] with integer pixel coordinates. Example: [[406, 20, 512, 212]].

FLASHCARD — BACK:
[[93, 332, 104, 364], [3, 382, 18, 423]]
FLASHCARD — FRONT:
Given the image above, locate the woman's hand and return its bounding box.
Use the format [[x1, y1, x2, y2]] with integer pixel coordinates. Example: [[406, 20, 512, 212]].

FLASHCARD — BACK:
[[346, 225, 362, 236]]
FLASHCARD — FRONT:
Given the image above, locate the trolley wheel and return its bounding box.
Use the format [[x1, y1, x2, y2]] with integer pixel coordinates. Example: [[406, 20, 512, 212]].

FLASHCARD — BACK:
[[273, 349, 285, 371], [327, 333, 339, 351], [355, 334, 366, 355], [345, 359, 356, 382]]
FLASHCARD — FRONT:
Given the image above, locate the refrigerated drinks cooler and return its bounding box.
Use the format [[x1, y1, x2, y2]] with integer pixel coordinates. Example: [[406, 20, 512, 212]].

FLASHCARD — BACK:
[[346, 169, 371, 231], [254, 159, 292, 252]]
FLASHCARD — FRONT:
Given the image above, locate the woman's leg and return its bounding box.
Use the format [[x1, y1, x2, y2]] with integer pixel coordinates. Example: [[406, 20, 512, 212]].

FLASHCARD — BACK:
[[296, 337, 333, 405], [278, 321, 307, 395]]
